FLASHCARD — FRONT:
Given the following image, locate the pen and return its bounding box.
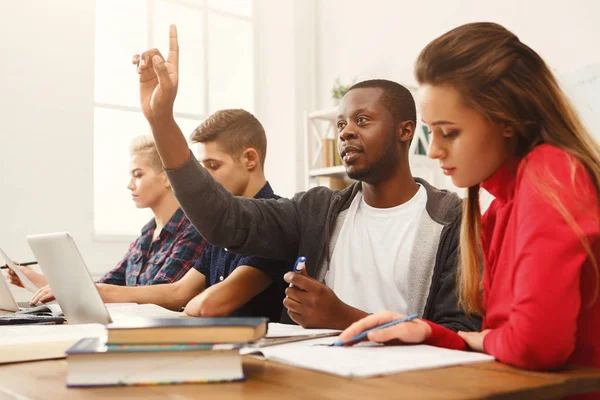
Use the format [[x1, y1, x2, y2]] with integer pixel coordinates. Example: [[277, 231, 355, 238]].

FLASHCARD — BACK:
[[293, 256, 306, 272], [289, 256, 306, 288], [332, 313, 420, 347], [1, 261, 38, 270]]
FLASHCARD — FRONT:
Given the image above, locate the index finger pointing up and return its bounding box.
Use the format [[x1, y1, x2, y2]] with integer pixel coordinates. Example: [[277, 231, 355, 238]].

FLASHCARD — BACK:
[[168, 24, 179, 66]]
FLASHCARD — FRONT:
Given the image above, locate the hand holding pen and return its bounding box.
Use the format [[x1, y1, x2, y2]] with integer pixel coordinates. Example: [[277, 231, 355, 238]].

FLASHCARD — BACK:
[[284, 256, 368, 329], [2, 261, 44, 289], [332, 314, 419, 346], [289, 256, 307, 287], [337, 310, 433, 346]]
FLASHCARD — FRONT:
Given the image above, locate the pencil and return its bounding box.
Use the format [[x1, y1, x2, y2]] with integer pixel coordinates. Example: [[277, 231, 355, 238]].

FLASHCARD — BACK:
[[1, 261, 38, 270]]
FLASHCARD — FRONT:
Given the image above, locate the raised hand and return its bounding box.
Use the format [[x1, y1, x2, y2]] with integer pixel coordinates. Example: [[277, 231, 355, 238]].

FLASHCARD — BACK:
[[132, 24, 179, 122]]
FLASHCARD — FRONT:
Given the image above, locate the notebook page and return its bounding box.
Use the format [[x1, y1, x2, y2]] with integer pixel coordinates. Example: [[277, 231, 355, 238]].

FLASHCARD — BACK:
[[0, 323, 106, 345], [266, 322, 341, 338], [106, 303, 184, 322], [254, 337, 495, 378]]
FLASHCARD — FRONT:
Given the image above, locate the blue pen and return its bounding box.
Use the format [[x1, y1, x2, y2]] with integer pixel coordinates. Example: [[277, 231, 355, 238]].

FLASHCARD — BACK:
[[332, 313, 419, 347], [289, 256, 306, 288], [293, 256, 306, 272]]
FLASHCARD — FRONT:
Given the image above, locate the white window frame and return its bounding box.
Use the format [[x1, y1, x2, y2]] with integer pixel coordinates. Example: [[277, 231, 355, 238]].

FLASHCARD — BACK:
[[93, 0, 256, 242]]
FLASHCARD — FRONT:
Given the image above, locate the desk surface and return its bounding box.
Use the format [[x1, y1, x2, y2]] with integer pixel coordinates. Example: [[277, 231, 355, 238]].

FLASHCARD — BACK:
[[0, 307, 599, 399], [0, 355, 599, 400]]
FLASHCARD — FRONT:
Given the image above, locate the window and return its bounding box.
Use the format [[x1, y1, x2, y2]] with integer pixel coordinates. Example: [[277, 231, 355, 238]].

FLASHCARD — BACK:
[[94, 0, 254, 236]]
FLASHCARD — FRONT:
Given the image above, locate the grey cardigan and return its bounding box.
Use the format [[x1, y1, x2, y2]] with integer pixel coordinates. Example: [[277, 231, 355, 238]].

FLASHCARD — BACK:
[[167, 153, 480, 331]]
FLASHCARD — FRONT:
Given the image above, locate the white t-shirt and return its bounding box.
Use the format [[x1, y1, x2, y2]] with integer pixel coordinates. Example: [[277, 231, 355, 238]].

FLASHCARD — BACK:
[[325, 185, 427, 314]]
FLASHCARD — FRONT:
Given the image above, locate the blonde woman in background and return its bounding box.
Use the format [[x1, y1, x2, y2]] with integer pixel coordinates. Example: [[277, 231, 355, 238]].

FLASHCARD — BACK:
[[10, 135, 207, 307]]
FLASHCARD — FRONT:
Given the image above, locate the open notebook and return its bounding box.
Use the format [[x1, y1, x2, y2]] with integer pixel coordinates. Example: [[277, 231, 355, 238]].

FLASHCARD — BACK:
[[243, 336, 495, 378], [265, 323, 341, 338]]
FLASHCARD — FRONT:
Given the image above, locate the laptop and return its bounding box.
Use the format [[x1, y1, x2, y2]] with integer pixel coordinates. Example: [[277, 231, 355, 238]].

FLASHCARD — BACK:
[[0, 246, 40, 293], [0, 270, 22, 312], [0, 246, 48, 311], [26, 232, 112, 325], [0, 266, 56, 312]]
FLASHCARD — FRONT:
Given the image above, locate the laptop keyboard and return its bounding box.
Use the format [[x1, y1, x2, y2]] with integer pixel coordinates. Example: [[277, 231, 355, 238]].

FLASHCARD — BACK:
[[0, 313, 65, 325]]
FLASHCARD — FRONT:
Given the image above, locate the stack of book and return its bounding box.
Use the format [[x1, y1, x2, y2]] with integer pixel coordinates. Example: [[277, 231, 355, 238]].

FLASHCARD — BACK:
[[65, 317, 267, 387]]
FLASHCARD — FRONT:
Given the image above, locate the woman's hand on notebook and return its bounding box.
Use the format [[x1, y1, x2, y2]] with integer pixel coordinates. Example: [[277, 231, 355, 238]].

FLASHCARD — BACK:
[[338, 310, 432, 346], [29, 285, 56, 306]]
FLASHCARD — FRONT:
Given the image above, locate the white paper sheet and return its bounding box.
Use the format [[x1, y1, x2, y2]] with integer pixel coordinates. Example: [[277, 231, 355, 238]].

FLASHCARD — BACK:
[[0, 247, 39, 293], [0, 323, 106, 345], [265, 323, 341, 338], [246, 336, 495, 378], [106, 303, 184, 322]]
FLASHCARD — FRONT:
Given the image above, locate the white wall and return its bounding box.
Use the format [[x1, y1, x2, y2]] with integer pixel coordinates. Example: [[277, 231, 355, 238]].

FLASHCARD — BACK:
[[315, 0, 600, 109], [0, 0, 129, 279], [254, 0, 316, 196], [254, 0, 297, 197]]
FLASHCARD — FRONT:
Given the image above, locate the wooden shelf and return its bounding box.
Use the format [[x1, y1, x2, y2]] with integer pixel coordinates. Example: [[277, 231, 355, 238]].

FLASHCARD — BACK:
[[308, 165, 346, 177]]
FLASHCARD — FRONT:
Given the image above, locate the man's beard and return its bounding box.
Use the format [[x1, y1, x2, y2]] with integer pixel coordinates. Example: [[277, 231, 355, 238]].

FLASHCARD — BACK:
[[346, 146, 401, 184]]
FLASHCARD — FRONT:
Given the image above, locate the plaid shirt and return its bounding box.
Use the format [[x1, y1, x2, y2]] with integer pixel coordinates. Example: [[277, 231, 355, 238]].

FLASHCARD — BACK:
[[98, 208, 206, 286]]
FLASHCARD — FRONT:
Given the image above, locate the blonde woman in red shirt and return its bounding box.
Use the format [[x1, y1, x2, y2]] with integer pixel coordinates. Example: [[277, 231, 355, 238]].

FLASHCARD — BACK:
[[340, 22, 600, 397]]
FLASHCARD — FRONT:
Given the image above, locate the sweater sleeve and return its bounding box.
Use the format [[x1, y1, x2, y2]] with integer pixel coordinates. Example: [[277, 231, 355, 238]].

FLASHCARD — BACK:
[[423, 320, 468, 350], [483, 151, 600, 370], [165, 152, 302, 263]]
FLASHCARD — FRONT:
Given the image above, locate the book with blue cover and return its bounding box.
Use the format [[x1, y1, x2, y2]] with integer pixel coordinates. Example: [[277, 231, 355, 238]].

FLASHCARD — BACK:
[[65, 337, 245, 387]]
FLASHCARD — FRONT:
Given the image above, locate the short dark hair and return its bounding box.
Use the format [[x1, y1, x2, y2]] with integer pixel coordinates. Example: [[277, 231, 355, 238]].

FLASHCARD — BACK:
[[348, 79, 416, 127], [190, 109, 267, 167]]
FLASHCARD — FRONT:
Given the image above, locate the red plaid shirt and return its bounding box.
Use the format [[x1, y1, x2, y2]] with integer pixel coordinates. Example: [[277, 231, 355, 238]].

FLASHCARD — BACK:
[[97, 208, 206, 286]]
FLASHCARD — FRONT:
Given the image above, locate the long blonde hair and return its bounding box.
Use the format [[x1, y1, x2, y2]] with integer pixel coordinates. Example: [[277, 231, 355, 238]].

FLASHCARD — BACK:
[[415, 22, 600, 315]]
